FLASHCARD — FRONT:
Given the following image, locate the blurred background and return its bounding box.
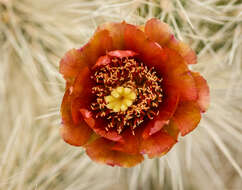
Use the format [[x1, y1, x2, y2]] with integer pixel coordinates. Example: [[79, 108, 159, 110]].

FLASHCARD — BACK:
[[0, 0, 242, 189]]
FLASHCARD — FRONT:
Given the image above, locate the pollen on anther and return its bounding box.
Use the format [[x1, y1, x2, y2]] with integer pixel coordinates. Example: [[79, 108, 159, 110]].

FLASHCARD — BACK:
[[90, 56, 163, 134]]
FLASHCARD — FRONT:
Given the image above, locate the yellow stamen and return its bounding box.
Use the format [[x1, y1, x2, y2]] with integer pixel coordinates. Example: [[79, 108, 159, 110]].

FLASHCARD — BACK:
[[111, 91, 120, 98], [123, 99, 132, 107], [105, 87, 136, 112]]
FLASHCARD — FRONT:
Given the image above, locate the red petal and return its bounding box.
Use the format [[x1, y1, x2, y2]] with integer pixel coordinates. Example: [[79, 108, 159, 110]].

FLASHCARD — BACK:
[[124, 25, 197, 102], [113, 121, 179, 157], [124, 23, 163, 67], [79, 109, 123, 142], [107, 50, 138, 58], [92, 51, 138, 71], [142, 87, 179, 139], [98, 22, 126, 50], [140, 130, 176, 158], [145, 18, 197, 65], [112, 122, 178, 157], [72, 66, 93, 98], [112, 128, 142, 155], [91, 55, 111, 70], [145, 18, 173, 45], [173, 101, 201, 136], [86, 138, 144, 168], [68, 65, 123, 142], [71, 67, 94, 124], [160, 48, 198, 102], [191, 72, 210, 112], [60, 88, 92, 146], [167, 36, 197, 65]]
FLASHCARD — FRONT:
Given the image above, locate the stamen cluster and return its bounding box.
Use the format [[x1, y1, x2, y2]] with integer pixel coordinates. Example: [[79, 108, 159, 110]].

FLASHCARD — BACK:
[[91, 57, 163, 134], [105, 86, 137, 112]]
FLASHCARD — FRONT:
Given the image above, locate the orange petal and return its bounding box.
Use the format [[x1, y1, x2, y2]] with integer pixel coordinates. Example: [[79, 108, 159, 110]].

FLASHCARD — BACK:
[[80, 29, 113, 67], [137, 25, 145, 32], [167, 36, 197, 65], [72, 66, 93, 98], [107, 50, 138, 58], [142, 87, 179, 139], [124, 23, 163, 68], [160, 48, 198, 102], [191, 72, 210, 112], [145, 18, 197, 65], [145, 18, 173, 45], [79, 109, 124, 142], [60, 88, 92, 146], [98, 22, 126, 50], [140, 130, 176, 158], [59, 49, 87, 84], [60, 122, 92, 147], [86, 138, 144, 167], [173, 101, 201, 136], [61, 88, 74, 125], [60, 29, 113, 83], [163, 119, 180, 141]]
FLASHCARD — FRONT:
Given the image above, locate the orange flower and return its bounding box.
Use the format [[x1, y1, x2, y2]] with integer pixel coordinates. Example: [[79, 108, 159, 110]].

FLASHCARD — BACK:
[[59, 18, 209, 167]]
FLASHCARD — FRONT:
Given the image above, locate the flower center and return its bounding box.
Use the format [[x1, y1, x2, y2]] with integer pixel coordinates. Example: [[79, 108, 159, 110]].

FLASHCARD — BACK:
[[105, 86, 136, 112], [91, 56, 163, 134]]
